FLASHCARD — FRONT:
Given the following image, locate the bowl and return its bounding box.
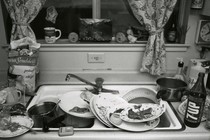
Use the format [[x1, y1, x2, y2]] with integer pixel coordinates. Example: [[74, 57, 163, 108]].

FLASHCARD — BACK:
[[122, 87, 158, 104]]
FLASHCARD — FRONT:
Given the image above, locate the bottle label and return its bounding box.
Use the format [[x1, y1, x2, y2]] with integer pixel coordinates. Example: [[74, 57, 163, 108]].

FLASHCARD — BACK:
[[185, 96, 205, 123]]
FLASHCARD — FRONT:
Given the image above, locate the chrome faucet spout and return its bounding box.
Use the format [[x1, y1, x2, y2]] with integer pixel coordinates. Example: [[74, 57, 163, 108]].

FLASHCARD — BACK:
[[65, 73, 119, 94], [65, 74, 97, 88]]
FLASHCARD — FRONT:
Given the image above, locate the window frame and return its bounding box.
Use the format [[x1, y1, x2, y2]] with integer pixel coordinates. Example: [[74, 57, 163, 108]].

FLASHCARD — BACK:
[[0, 0, 191, 45], [92, 0, 191, 44]]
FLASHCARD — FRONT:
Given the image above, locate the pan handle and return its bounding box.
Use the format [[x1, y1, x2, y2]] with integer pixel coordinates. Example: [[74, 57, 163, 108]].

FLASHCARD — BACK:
[[156, 90, 169, 101], [42, 116, 49, 132]]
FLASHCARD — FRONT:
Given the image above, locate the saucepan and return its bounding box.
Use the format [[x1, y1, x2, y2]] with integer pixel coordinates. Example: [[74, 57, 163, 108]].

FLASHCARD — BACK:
[[27, 101, 63, 132], [156, 77, 187, 102]]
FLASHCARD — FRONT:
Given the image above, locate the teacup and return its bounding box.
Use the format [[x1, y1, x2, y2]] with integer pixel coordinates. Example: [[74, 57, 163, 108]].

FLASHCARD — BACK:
[[2, 87, 22, 104], [44, 27, 61, 43]]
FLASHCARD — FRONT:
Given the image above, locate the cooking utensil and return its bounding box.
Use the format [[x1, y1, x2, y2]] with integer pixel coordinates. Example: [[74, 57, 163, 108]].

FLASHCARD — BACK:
[[156, 77, 187, 102], [27, 101, 60, 132]]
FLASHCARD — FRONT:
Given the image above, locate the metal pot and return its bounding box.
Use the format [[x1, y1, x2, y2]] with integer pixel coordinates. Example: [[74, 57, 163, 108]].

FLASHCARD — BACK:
[[156, 77, 187, 102], [28, 102, 59, 132]]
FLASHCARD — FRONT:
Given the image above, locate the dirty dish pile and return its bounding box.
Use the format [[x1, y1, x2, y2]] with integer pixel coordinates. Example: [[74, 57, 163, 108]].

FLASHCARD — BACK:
[[89, 88, 167, 132]]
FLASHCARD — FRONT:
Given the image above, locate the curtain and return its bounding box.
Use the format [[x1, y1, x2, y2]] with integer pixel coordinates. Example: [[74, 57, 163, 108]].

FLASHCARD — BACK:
[[3, 0, 46, 42], [127, 0, 177, 75]]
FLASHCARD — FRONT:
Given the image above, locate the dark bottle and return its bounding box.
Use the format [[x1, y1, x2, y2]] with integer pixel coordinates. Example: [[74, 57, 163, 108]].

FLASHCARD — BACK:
[[167, 23, 177, 43], [184, 72, 207, 128]]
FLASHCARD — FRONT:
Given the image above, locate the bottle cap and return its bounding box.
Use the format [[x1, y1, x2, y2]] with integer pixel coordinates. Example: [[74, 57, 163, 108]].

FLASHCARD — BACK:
[[177, 57, 184, 67]]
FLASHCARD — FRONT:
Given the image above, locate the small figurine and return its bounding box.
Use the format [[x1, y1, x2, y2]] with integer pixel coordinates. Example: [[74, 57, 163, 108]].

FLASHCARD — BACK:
[[127, 28, 137, 43], [46, 6, 58, 24]]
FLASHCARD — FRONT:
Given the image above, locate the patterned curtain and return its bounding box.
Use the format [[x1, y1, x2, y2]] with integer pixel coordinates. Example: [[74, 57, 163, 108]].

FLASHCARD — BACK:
[[127, 0, 177, 75], [3, 0, 46, 42]]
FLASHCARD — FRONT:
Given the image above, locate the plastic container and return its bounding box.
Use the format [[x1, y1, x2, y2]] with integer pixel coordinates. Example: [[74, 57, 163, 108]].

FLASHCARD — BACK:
[[174, 58, 185, 81], [188, 60, 206, 89]]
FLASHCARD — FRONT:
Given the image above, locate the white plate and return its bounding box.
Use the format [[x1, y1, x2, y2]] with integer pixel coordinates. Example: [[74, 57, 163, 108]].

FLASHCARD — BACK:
[[120, 102, 166, 123], [0, 116, 34, 138], [59, 91, 94, 118], [93, 93, 127, 127], [123, 87, 158, 104], [107, 104, 160, 132], [89, 96, 111, 127], [80, 90, 95, 103]]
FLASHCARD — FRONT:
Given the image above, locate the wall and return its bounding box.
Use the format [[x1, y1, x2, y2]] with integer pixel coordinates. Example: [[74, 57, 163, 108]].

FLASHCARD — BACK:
[[0, 1, 8, 84], [0, 7, 203, 84], [184, 11, 203, 62]]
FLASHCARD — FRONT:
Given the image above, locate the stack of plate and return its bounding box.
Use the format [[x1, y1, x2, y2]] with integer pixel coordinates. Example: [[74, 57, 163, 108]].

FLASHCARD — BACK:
[[90, 93, 126, 128], [89, 88, 167, 132]]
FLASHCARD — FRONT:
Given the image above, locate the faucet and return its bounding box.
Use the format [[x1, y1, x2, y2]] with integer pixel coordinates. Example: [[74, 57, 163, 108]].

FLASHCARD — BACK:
[[65, 73, 119, 94]]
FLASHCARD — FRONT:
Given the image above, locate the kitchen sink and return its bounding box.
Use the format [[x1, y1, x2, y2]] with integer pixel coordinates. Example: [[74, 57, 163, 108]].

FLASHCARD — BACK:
[[27, 84, 185, 131]]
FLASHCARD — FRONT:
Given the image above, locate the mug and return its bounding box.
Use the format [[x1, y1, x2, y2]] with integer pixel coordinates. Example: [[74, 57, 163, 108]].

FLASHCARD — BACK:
[[4, 87, 22, 104], [44, 27, 61, 43]]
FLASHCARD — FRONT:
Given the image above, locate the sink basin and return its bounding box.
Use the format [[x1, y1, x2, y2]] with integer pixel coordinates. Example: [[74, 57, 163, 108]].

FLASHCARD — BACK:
[[27, 84, 185, 131]]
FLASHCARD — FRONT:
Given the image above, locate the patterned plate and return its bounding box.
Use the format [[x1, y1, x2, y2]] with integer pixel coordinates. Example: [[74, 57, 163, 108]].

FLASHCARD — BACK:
[[0, 116, 34, 138], [107, 104, 160, 132], [93, 93, 127, 127], [89, 96, 111, 127], [120, 101, 166, 123], [122, 87, 158, 104]]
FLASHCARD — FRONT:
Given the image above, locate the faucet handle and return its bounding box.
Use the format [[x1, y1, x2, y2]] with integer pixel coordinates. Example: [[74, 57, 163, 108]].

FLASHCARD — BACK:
[[95, 78, 104, 88], [95, 78, 104, 92]]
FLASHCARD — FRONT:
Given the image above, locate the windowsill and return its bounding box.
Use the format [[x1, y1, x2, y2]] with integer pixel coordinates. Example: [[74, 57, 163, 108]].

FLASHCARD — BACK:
[[37, 39, 189, 46], [1, 39, 190, 52], [35, 39, 190, 52]]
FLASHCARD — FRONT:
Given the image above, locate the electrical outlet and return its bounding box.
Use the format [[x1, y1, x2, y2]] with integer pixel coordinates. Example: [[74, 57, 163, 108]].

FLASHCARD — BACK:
[[88, 53, 105, 63]]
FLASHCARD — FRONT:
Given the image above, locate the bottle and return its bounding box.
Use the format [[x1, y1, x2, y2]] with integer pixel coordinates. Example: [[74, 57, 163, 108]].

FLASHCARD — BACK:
[[167, 23, 177, 43], [184, 72, 207, 128], [174, 58, 185, 81], [188, 60, 206, 89], [206, 72, 210, 96], [205, 71, 210, 129]]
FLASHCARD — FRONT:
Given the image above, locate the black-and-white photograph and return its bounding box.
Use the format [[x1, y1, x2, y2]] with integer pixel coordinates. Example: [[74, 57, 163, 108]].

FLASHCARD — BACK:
[[0, 0, 210, 140]]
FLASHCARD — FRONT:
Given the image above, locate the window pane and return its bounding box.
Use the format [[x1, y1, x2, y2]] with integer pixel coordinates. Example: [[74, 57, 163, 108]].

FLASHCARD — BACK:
[[31, 0, 92, 39], [101, 0, 149, 41]]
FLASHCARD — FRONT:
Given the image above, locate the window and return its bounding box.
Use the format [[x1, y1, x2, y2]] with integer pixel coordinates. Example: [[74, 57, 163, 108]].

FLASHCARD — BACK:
[[1, 0, 190, 44]]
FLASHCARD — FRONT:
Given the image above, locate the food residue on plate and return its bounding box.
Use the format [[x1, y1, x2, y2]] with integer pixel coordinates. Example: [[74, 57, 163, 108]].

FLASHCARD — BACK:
[[0, 118, 21, 132], [69, 106, 90, 113], [127, 105, 153, 120]]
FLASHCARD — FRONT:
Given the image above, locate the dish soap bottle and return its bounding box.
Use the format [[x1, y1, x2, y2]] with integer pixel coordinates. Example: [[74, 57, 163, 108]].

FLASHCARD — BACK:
[[188, 60, 206, 89], [184, 72, 207, 128], [174, 58, 185, 81]]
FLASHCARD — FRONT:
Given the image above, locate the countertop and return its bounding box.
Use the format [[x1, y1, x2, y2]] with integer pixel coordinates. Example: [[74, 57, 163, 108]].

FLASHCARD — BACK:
[[8, 99, 210, 140], [5, 72, 210, 140]]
